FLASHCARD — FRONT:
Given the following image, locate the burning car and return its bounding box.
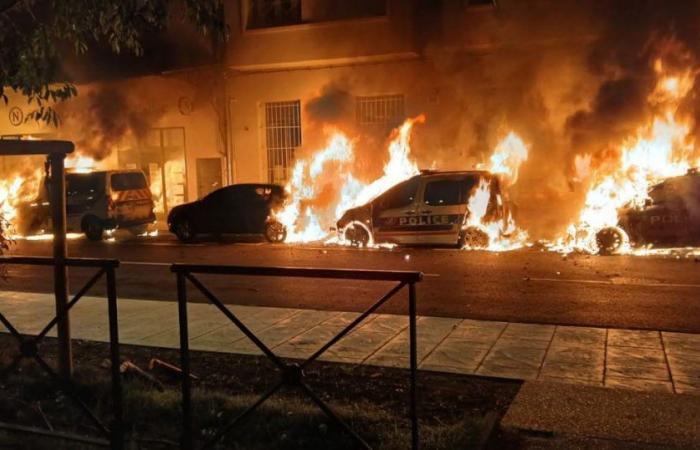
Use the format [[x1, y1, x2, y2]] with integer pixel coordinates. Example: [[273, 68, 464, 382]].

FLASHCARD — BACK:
[[336, 170, 515, 247], [167, 183, 287, 243], [595, 168, 700, 254], [17, 169, 156, 241]]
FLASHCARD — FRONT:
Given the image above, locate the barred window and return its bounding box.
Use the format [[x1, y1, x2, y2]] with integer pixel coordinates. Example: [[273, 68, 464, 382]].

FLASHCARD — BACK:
[[356, 94, 405, 125], [265, 100, 301, 184]]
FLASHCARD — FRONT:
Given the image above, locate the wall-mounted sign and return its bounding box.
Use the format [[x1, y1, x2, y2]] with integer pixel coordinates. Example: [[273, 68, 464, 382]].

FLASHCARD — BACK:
[[178, 96, 193, 116], [9, 106, 23, 126]]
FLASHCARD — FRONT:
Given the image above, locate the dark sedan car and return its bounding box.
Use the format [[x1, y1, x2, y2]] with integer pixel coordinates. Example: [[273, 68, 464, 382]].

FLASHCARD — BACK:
[[596, 168, 700, 253], [167, 183, 287, 243]]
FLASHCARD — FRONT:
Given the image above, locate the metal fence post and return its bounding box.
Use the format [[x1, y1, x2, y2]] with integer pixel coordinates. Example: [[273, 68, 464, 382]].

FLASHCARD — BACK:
[[409, 282, 419, 450], [106, 266, 123, 450], [177, 271, 193, 450]]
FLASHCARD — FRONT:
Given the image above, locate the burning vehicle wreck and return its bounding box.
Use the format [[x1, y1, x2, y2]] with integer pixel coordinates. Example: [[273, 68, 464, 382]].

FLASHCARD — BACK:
[[167, 183, 287, 243], [336, 170, 516, 248], [596, 168, 700, 254], [17, 169, 156, 241]]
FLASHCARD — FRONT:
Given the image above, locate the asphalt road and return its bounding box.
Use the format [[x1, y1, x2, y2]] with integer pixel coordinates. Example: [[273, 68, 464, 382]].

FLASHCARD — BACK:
[[3, 233, 700, 333]]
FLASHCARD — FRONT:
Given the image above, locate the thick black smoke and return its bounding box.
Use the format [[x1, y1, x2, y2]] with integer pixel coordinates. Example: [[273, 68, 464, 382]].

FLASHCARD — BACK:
[[55, 84, 163, 160], [566, 1, 700, 162], [305, 83, 353, 124]]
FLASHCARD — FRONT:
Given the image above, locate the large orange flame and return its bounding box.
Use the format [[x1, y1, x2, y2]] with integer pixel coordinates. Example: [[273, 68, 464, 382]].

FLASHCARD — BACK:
[[276, 116, 424, 244], [464, 132, 530, 251], [551, 60, 700, 253]]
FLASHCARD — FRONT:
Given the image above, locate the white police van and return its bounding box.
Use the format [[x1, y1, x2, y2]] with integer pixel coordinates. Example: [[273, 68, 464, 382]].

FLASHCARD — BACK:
[[18, 170, 156, 241]]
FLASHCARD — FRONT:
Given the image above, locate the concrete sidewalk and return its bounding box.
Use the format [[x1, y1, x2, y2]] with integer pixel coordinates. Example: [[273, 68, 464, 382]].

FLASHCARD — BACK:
[[1, 290, 699, 396]]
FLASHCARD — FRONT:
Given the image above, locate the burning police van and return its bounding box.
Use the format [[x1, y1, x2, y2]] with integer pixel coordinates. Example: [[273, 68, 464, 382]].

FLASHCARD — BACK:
[[595, 168, 700, 254], [336, 170, 515, 247], [17, 170, 156, 241]]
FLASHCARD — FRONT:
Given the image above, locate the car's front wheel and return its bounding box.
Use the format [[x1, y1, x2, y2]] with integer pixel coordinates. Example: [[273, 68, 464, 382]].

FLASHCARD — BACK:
[[264, 221, 287, 243], [459, 226, 489, 249], [173, 218, 196, 243]]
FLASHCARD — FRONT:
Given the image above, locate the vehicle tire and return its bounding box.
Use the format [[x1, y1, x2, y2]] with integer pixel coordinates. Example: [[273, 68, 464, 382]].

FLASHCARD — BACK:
[[82, 216, 104, 241], [264, 221, 287, 243], [173, 217, 196, 243], [459, 226, 489, 249], [343, 223, 370, 247], [596, 227, 627, 255], [128, 225, 149, 236]]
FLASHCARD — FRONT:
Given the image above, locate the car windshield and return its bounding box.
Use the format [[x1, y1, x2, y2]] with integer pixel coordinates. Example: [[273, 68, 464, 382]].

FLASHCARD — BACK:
[[111, 172, 147, 191]]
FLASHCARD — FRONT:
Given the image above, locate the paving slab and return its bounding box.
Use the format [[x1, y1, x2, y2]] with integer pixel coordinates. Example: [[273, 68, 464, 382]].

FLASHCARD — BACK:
[[662, 332, 700, 354], [189, 307, 299, 352], [324, 329, 398, 363], [673, 376, 700, 395], [551, 326, 606, 348], [665, 351, 700, 381], [500, 323, 555, 342], [274, 323, 347, 359], [477, 339, 548, 380], [447, 323, 504, 344], [502, 381, 700, 448], [604, 376, 674, 393], [419, 337, 490, 374], [540, 341, 605, 382], [365, 316, 460, 363], [359, 314, 408, 334], [608, 329, 662, 349], [226, 310, 340, 355], [606, 346, 670, 381], [120, 304, 181, 344]]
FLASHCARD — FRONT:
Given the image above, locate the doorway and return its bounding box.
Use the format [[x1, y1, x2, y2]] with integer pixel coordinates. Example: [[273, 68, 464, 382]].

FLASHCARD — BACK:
[[196, 157, 223, 199]]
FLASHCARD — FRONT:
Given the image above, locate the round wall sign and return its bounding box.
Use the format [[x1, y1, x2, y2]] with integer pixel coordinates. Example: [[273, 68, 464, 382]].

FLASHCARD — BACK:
[[178, 97, 193, 116], [9, 106, 23, 126]]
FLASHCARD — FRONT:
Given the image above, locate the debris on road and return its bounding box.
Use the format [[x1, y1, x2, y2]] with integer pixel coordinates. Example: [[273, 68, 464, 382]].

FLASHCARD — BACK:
[[149, 358, 199, 381]]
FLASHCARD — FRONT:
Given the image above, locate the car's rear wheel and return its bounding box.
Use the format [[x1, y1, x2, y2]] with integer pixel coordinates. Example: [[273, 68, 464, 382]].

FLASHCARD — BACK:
[[459, 226, 489, 249], [82, 216, 104, 241], [596, 226, 627, 255], [343, 223, 370, 247], [173, 218, 196, 243], [264, 221, 287, 243]]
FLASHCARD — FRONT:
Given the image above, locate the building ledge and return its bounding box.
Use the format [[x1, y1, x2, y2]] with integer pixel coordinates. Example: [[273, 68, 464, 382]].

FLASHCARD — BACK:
[[228, 51, 420, 74], [242, 14, 390, 36]]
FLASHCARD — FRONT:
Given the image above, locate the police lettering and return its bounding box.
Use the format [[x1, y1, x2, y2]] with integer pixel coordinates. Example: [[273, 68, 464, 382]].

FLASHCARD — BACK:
[[398, 215, 452, 226]]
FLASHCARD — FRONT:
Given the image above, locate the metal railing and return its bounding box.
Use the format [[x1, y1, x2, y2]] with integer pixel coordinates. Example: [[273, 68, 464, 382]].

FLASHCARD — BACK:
[[0, 256, 123, 449], [172, 263, 423, 450]]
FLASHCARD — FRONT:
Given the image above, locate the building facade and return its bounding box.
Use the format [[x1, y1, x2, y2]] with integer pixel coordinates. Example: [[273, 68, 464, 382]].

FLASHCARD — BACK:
[[1, 0, 600, 224]]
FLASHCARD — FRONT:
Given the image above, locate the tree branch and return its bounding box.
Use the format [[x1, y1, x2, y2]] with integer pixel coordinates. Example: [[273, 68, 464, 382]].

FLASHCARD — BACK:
[[0, 0, 20, 14]]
